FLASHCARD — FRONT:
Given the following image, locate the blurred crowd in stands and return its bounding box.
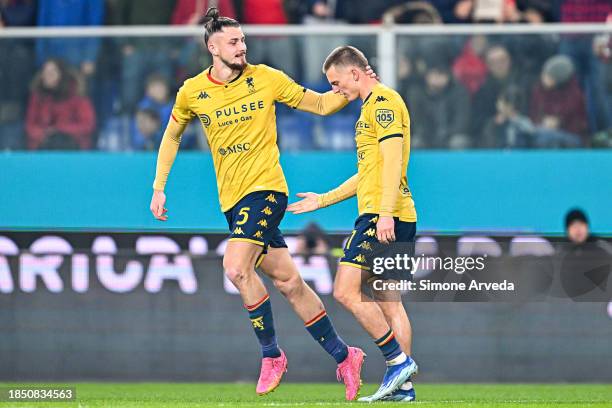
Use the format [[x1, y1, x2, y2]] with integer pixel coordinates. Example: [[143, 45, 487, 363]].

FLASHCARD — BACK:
[[0, 0, 611, 152]]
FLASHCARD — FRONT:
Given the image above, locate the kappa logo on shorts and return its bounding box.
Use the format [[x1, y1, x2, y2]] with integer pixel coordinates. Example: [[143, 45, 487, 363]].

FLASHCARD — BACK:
[[233, 227, 244, 235], [375, 109, 394, 129], [257, 219, 268, 228], [369, 215, 379, 223], [265, 193, 277, 203], [353, 254, 366, 263], [251, 316, 265, 330], [364, 228, 376, 237], [253, 231, 263, 238], [358, 241, 373, 251], [261, 206, 272, 215]]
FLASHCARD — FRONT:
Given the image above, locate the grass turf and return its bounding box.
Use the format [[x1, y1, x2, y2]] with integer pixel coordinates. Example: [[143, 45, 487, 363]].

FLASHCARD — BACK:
[[0, 383, 610, 407]]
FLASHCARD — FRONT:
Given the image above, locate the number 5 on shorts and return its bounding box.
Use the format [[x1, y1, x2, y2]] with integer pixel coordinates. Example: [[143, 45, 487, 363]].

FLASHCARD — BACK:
[[237, 207, 250, 225]]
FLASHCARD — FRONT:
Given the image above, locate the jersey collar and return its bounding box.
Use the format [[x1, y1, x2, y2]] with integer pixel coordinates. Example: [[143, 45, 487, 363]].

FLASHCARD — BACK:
[[206, 65, 247, 86]]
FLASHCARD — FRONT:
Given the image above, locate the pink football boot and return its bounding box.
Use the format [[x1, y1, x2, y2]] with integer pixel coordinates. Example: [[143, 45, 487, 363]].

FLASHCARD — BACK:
[[256, 349, 288, 395], [336, 346, 366, 400]]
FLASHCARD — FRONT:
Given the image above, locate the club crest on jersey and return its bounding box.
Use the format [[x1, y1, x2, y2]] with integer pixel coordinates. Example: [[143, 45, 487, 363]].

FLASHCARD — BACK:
[[199, 113, 211, 127], [197, 91, 210, 100], [246, 77, 256, 94], [376, 109, 394, 129]]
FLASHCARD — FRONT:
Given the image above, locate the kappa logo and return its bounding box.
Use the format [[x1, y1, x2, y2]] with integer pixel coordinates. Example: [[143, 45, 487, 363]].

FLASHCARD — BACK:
[[358, 241, 373, 251], [364, 228, 376, 237], [257, 219, 268, 228], [265, 193, 277, 203], [251, 316, 265, 330], [197, 91, 210, 100], [261, 206, 272, 215], [246, 77, 256, 94], [253, 231, 263, 239], [375, 96, 388, 103], [353, 254, 366, 263], [376, 109, 394, 129], [369, 216, 379, 223], [199, 113, 211, 127], [233, 227, 244, 235]]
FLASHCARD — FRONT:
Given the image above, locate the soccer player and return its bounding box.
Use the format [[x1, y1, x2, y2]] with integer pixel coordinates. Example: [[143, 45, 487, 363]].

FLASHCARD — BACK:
[[287, 46, 419, 402], [149, 8, 370, 400]]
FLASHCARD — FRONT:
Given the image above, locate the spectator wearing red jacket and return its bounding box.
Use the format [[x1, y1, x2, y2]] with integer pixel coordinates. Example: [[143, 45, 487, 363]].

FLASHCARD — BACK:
[[453, 35, 488, 96], [26, 58, 96, 150], [530, 55, 588, 145], [172, 0, 235, 24]]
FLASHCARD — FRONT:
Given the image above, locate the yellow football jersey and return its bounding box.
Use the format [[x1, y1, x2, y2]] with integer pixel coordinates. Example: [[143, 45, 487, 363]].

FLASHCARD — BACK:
[[171, 64, 306, 211], [355, 83, 417, 222]]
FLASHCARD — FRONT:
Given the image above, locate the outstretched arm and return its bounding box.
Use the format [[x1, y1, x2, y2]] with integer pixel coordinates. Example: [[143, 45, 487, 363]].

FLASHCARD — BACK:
[[287, 174, 358, 214], [296, 89, 349, 116], [295, 65, 378, 116], [150, 119, 187, 221]]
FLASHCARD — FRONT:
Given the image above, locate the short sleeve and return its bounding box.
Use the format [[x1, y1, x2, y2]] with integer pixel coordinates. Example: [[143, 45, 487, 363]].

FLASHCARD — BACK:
[[171, 84, 195, 125], [265, 65, 306, 108], [370, 95, 404, 142]]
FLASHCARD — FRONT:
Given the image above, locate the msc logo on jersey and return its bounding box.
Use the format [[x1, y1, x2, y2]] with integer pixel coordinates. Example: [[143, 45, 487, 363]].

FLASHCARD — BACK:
[[375, 96, 388, 103], [376, 109, 394, 129], [197, 91, 210, 100], [218, 143, 251, 156], [199, 113, 211, 127], [246, 77, 256, 94]]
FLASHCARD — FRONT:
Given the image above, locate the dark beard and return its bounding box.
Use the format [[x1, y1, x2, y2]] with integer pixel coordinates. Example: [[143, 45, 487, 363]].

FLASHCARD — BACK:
[[220, 55, 246, 72]]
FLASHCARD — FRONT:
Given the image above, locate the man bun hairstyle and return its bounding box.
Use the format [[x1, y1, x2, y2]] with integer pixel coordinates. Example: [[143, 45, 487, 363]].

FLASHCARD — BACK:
[[322, 46, 369, 73], [202, 7, 240, 45]]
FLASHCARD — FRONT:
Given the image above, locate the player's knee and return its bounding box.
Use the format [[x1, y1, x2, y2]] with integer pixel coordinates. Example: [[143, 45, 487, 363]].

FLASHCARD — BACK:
[[333, 286, 356, 309], [273, 274, 303, 299], [223, 258, 252, 287]]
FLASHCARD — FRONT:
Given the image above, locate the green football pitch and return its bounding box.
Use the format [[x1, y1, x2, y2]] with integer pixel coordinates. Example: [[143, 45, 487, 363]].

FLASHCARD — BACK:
[[0, 383, 611, 407]]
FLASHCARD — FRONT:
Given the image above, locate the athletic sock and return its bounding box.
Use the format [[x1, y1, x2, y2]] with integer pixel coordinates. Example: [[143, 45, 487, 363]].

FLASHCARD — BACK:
[[374, 329, 404, 364], [305, 310, 349, 364], [245, 294, 281, 358]]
